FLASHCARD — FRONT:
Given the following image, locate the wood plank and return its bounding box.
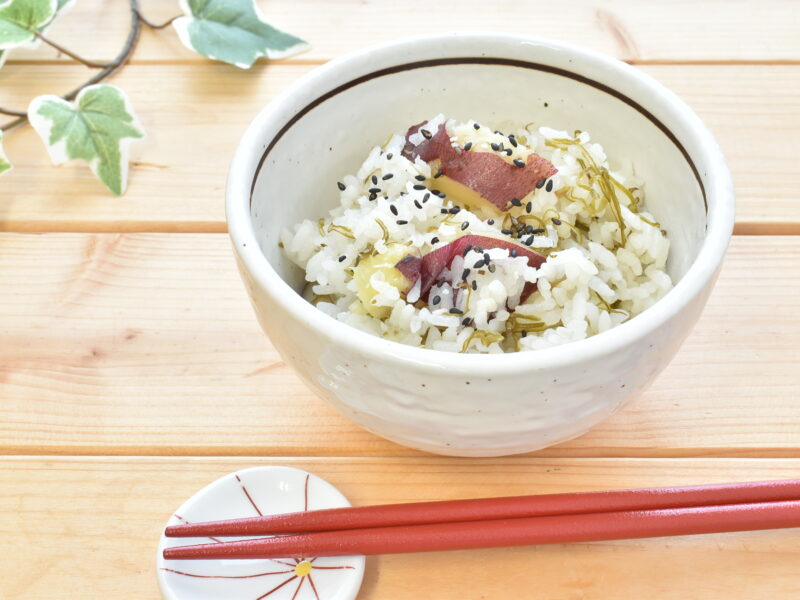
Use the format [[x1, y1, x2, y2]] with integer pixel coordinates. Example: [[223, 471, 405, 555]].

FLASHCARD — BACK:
[[1, 456, 799, 599], [1, 234, 798, 457], [3, 64, 800, 232], [6, 0, 800, 64]]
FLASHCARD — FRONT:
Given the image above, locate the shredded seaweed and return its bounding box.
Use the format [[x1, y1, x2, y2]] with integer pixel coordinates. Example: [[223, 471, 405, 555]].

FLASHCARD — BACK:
[[545, 136, 629, 245], [374, 218, 390, 243], [637, 214, 661, 228], [609, 175, 640, 212], [591, 289, 629, 317], [328, 224, 356, 240], [461, 329, 505, 353]]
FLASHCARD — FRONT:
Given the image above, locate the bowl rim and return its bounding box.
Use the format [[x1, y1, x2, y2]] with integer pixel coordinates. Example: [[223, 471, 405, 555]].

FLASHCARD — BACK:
[[226, 33, 735, 376]]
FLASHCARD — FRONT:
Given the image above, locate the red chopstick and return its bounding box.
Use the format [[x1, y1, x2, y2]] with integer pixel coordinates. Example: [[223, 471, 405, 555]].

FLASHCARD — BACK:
[[165, 478, 800, 538], [163, 499, 800, 559]]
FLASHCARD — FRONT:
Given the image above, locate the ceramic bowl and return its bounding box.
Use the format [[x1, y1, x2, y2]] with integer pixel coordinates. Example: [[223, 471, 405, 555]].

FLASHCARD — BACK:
[[226, 34, 734, 457]]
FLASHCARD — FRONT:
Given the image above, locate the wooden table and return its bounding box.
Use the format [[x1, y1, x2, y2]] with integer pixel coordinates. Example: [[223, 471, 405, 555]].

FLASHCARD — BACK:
[[2, 1, 799, 597]]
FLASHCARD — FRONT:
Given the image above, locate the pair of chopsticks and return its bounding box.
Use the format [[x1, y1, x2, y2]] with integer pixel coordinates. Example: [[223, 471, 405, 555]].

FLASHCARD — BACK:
[[163, 479, 800, 559]]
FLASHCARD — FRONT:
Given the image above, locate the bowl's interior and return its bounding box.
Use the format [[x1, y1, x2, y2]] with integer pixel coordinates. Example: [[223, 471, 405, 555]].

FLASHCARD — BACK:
[[250, 59, 707, 295]]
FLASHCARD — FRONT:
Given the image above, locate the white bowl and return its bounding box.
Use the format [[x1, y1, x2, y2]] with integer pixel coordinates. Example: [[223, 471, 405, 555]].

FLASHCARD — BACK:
[[226, 34, 734, 457]]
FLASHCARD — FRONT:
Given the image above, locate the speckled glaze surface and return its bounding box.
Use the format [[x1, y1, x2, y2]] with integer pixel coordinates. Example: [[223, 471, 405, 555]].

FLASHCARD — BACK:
[[227, 34, 734, 456], [156, 466, 365, 600]]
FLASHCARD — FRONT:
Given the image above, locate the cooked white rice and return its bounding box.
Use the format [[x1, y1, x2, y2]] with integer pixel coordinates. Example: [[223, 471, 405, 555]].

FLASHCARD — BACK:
[[281, 116, 672, 353]]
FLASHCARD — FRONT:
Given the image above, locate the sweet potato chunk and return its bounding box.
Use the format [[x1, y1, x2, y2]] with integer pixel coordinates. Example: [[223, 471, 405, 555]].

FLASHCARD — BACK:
[[403, 120, 556, 216], [395, 234, 545, 302]]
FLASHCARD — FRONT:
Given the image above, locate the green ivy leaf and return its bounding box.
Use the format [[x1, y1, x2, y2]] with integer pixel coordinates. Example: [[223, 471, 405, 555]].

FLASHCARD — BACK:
[[28, 84, 145, 195], [0, 0, 73, 68], [172, 0, 308, 69], [0, 131, 11, 175], [0, 0, 56, 49]]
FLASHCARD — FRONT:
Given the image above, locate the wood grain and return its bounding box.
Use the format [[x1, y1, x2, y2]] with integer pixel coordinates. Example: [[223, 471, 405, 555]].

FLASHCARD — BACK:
[[1, 233, 797, 457], [6, 0, 800, 65], [3, 64, 800, 232], [1, 456, 799, 599]]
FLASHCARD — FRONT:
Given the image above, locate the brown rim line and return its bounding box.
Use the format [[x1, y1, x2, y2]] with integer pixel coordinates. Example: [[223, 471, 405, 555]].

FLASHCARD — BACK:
[[249, 57, 707, 212]]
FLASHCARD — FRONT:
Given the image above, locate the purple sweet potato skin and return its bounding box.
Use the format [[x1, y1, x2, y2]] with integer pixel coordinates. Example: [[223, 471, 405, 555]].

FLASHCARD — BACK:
[[402, 122, 556, 210], [395, 234, 545, 302]]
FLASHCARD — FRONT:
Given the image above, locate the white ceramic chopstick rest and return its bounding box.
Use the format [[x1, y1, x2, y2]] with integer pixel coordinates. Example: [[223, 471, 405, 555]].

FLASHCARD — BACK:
[[156, 466, 365, 600]]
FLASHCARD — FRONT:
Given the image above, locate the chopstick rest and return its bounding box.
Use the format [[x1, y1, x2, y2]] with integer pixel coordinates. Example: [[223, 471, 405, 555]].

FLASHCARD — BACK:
[[156, 466, 365, 600]]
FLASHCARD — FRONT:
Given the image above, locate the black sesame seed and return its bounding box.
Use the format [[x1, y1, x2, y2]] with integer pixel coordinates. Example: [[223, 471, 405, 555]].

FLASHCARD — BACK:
[[487, 263, 496, 273], [430, 189, 442, 196], [471, 280, 477, 291], [513, 158, 525, 168], [508, 135, 518, 147], [536, 178, 546, 189], [337, 181, 346, 191], [389, 204, 398, 216], [501, 229, 513, 235], [441, 208, 449, 214], [461, 268, 470, 280], [552, 217, 562, 225], [396, 219, 408, 225], [434, 168, 444, 178], [369, 187, 381, 194], [431, 236, 439, 245], [483, 252, 490, 262], [487, 219, 495, 225], [386, 153, 393, 160], [415, 174, 426, 181], [521, 330, 528, 338], [511, 249, 518, 257], [463, 244, 473, 256], [546, 179, 554, 192], [372, 175, 378, 185], [420, 128, 432, 139], [449, 206, 461, 214], [413, 184, 426, 190], [491, 142, 501, 151], [449, 307, 464, 315], [524, 235, 534, 246], [436, 191, 446, 198], [526, 201, 532, 213], [382, 173, 394, 180], [531, 228, 545, 234], [368, 193, 377, 201], [422, 192, 431, 203], [473, 122, 481, 130], [510, 198, 522, 207], [505, 148, 513, 156], [473, 259, 485, 269], [432, 295, 441, 305], [461, 221, 470, 231], [463, 142, 473, 151], [462, 316, 471, 326], [414, 200, 423, 209], [338, 255, 346, 262], [525, 225, 534, 235], [494, 130, 504, 136]]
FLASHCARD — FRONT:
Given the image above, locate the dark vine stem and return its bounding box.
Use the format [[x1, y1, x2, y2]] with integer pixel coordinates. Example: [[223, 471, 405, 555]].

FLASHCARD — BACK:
[[34, 31, 110, 68], [0, 107, 27, 117], [0, 0, 179, 133], [135, 11, 179, 30]]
